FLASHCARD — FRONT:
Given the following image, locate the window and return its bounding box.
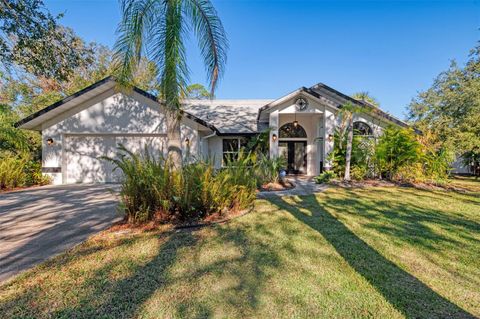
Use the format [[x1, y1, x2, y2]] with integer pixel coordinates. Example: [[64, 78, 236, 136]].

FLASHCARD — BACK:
[[222, 137, 249, 166], [353, 121, 373, 136], [279, 123, 307, 138]]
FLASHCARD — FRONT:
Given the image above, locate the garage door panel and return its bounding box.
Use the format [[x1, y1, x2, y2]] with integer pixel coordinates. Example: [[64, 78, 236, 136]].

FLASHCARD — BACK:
[[66, 136, 115, 184], [65, 135, 166, 184], [115, 136, 166, 159]]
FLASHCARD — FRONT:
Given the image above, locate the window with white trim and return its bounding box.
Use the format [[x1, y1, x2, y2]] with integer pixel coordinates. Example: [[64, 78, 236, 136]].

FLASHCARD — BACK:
[[222, 137, 249, 166]]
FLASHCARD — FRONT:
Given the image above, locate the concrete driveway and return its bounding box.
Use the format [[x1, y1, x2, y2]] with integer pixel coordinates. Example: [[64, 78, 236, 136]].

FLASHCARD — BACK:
[[0, 184, 121, 283]]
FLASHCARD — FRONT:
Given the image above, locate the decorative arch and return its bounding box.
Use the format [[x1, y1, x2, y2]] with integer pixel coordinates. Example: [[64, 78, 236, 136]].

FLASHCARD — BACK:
[[279, 122, 307, 138], [353, 121, 373, 136]]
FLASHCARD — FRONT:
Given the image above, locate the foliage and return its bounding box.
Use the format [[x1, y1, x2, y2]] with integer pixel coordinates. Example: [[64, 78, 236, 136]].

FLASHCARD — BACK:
[[329, 128, 375, 179], [0, 1, 95, 81], [254, 153, 287, 185], [314, 170, 336, 184], [352, 91, 380, 107], [329, 124, 451, 184], [0, 152, 50, 190], [185, 83, 211, 99], [105, 145, 256, 223], [374, 126, 450, 184], [462, 149, 480, 177], [245, 128, 270, 155], [0, 153, 26, 189], [113, 0, 228, 166], [408, 43, 480, 165], [350, 166, 368, 180], [375, 127, 422, 180]]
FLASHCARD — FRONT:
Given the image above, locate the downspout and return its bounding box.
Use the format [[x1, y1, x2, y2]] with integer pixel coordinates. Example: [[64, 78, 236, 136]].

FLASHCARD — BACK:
[[200, 131, 217, 160]]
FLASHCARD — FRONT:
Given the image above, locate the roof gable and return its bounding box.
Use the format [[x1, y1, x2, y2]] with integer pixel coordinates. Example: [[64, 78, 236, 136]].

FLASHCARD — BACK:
[[16, 77, 217, 133]]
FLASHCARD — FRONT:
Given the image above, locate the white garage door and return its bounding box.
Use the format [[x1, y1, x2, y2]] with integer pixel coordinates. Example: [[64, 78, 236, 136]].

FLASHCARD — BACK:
[[65, 134, 166, 183]]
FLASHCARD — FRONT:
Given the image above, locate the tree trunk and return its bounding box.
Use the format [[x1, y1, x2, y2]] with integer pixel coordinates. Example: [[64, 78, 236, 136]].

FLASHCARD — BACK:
[[166, 109, 182, 169], [344, 114, 353, 182]]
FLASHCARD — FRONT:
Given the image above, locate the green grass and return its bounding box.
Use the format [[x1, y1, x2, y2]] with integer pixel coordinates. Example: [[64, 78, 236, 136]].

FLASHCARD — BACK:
[[1, 178, 479, 318]]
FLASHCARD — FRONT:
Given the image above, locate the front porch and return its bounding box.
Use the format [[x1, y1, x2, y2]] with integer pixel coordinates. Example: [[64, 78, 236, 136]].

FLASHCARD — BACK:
[[263, 93, 336, 176]]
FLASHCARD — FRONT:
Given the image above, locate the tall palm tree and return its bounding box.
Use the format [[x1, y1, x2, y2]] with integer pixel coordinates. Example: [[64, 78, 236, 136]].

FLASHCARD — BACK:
[[113, 0, 228, 167], [342, 92, 378, 181]]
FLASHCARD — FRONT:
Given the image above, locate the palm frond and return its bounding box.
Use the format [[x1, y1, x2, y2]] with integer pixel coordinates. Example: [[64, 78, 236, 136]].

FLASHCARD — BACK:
[[152, 0, 189, 109], [183, 0, 228, 96], [113, 0, 159, 87]]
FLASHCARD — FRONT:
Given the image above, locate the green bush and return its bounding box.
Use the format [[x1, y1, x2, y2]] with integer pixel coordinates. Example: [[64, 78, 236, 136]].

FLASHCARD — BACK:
[[329, 129, 375, 179], [314, 171, 336, 184], [254, 153, 287, 185], [0, 153, 49, 190], [375, 127, 422, 180], [106, 145, 257, 223], [351, 166, 368, 180], [0, 155, 27, 190]]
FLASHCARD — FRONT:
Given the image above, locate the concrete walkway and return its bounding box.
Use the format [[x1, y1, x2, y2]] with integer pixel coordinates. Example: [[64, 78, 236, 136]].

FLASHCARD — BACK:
[[257, 176, 328, 198], [0, 184, 121, 283]]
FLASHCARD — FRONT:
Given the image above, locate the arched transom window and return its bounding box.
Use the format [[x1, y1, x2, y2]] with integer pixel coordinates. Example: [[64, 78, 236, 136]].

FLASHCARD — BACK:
[[279, 123, 307, 138], [353, 121, 373, 136]]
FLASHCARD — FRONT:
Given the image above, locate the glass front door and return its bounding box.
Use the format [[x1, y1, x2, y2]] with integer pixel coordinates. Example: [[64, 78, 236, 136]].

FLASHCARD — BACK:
[[279, 141, 307, 174]]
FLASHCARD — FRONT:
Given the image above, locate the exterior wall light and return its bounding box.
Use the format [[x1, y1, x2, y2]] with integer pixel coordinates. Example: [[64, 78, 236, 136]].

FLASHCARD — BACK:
[[46, 138, 54, 146], [272, 133, 277, 142], [328, 134, 334, 142]]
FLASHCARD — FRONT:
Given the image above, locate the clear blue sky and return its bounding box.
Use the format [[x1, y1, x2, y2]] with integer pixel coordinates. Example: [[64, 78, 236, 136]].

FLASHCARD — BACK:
[[45, 0, 479, 119]]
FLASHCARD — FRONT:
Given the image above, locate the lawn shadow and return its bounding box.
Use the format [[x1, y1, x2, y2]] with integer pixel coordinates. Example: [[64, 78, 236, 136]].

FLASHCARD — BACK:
[[0, 215, 283, 318], [171, 218, 283, 318], [322, 187, 480, 252], [267, 195, 476, 319]]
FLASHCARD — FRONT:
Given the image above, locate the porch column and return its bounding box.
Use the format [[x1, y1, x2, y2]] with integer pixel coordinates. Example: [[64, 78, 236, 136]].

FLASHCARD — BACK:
[[269, 110, 279, 158], [323, 109, 335, 170]]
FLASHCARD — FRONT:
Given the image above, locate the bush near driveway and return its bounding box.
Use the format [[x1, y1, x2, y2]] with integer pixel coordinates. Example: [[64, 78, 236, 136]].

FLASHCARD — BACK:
[[106, 145, 257, 223]]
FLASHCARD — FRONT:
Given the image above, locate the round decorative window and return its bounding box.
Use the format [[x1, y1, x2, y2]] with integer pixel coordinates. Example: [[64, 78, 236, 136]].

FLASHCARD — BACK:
[[295, 98, 308, 111]]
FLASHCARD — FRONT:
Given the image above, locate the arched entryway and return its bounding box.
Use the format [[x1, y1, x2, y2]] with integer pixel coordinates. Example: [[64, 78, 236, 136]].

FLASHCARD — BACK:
[[278, 123, 307, 174]]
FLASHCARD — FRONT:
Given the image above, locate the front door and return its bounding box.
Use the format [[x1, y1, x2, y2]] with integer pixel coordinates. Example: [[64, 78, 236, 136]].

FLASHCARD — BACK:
[[279, 141, 307, 174]]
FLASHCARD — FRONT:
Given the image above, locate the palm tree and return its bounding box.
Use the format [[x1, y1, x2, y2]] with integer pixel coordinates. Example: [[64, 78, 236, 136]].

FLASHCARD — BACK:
[[113, 0, 228, 167], [342, 92, 378, 181], [340, 102, 356, 181]]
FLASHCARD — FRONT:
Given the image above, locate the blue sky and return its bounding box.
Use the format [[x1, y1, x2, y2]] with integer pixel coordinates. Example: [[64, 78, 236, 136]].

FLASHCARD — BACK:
[[45, 0, 479, 119]]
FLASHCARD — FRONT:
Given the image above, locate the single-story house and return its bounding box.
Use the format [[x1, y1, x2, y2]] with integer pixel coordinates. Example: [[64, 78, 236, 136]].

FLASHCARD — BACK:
[[16, 76, 411, 184]]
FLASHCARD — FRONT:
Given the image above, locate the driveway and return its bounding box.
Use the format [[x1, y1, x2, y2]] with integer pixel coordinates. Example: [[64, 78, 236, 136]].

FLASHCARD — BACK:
[[0, 184, 121, 283]]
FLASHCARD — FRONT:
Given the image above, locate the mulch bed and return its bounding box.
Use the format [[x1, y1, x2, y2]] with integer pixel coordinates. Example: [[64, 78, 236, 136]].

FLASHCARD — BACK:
[[107, 206, 255, 233], [330, 179, 472, 193], [258, 180, 295, 192]]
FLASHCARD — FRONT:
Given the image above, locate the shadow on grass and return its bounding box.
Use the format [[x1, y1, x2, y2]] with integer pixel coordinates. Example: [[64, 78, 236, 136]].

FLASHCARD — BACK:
[[267, 195, 476, 319], [320, 187, 480, 252], [0, 216, 283, 318]]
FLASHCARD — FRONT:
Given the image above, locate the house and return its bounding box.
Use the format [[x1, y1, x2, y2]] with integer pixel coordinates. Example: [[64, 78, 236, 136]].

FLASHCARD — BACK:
[[16, 77, 410, 184]]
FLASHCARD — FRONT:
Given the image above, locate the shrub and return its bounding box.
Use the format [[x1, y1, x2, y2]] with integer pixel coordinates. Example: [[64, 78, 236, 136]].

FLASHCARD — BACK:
[[375, 127, 422, 180], [254, 153, 287, 185], [106, 145, 257, 223], [329, 129, 375, 179], [0, 154, 27, 190], [0, 153, 50, 191], [314, 171, 336, 184], [351, 166, 368, 180]]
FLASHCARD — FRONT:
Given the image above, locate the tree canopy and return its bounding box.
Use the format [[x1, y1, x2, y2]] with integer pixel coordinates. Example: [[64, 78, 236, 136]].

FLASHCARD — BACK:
[[408, 44, 480, 156], [0, 0, 94, 80]]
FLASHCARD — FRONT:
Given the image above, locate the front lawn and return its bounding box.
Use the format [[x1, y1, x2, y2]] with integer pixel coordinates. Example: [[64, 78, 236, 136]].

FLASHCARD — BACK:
[[1, 179, 479, 318]]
